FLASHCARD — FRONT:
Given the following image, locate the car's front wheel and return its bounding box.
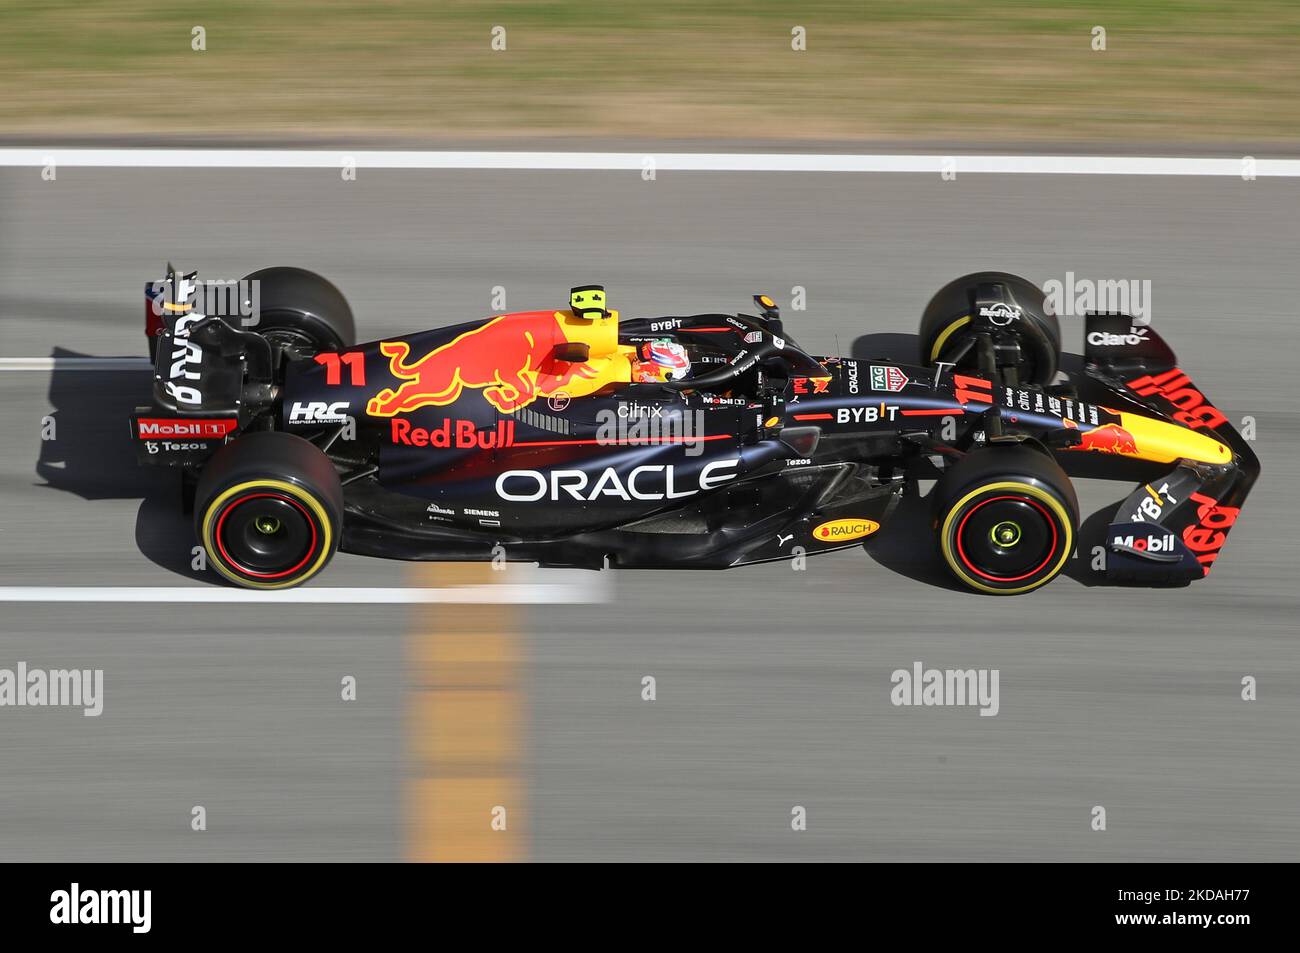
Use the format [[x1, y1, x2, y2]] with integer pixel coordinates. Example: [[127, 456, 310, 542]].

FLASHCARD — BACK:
[[194, 432, 343, 589], [919, 272, 1061, 387], [934, 444, 1078, 595]]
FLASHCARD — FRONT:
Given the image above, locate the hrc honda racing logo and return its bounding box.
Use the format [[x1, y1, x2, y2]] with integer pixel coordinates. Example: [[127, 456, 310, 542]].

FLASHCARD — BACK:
[[497, 459, 739, 502], [289, 401, 350, 424]]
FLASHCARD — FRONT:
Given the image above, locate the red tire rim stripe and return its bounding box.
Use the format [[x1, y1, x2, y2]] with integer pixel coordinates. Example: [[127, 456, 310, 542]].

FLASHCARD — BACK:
[[214, 492, 319, 580], [955, 494, 1059, 583]]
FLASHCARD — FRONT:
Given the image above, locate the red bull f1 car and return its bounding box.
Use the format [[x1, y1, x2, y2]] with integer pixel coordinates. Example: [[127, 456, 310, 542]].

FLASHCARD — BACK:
[[132, 267, 1258, 594]]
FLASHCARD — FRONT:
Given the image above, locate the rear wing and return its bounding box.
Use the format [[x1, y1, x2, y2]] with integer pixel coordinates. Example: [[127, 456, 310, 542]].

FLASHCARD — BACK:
[[132, 266, 273, 466], [1083, 313, 1259, 580]]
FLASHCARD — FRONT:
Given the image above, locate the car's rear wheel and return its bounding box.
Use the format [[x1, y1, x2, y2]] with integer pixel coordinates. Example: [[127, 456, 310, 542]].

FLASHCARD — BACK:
[[934, 444, 1077, 595], [195, 432, 343, 589], [241, 266, 355, 354]]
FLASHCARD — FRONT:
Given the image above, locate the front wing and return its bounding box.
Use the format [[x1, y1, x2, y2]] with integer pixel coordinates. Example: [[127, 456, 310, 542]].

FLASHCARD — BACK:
[[1083, 314, 1260, 583]]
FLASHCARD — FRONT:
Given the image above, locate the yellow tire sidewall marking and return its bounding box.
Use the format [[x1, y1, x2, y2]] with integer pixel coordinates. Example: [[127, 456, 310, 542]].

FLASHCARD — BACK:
[[940, 480, 1074, 595], [929, 315, 972, 362], [201, 478, 334, 590]]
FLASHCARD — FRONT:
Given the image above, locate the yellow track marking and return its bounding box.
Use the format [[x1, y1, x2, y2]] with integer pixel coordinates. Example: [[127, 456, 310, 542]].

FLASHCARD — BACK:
[[405, 562, 527, 862]]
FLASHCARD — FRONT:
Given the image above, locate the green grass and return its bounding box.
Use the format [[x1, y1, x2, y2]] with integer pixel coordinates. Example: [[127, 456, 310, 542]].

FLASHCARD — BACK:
[[2, 1, 1298, 141]]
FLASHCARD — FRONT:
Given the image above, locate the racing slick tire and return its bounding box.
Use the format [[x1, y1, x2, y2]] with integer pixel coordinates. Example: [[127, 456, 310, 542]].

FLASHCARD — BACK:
[[194, 432, 343, 590], [241, 266, 355, 353], [934, 443, 1078, 595], [919, 272, 1060, 387]]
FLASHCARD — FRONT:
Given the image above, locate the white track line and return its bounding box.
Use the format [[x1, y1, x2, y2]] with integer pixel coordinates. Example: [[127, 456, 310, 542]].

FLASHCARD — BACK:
[[0, 566, 609, 604], [0, 357, 149, 371], [0, 583, 605, 604], [0, 149, 1297, 176], [0, 357, 609, 606]]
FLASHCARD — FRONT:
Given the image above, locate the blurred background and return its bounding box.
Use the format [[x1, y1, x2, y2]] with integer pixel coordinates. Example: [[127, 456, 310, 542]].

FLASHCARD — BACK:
[[3, 0, 1299, 144]]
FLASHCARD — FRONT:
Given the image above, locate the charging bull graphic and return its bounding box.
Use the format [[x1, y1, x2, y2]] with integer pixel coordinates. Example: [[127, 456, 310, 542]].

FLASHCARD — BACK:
[[367, 311, 603, 416], [1076, 422, 1139, 454]]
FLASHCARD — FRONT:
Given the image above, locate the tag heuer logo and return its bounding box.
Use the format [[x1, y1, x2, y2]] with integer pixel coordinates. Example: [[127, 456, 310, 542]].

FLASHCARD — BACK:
[[869, 365, 909, 393]]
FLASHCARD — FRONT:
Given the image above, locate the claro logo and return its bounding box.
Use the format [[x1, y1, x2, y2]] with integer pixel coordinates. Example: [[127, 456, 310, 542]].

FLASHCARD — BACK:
[[1087, 326, 1149, 347], [496, 460, 739, 502]]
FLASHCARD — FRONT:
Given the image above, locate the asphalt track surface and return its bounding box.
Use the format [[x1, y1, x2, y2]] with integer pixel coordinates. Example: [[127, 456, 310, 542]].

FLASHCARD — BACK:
[[0, 166, 1297, 860]]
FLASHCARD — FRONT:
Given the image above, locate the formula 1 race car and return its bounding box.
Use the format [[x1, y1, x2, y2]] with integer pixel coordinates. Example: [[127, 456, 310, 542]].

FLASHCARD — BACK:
[[132, 267, 1258, 594]]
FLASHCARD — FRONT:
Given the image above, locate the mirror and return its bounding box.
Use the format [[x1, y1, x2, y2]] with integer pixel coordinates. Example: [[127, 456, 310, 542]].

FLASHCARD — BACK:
[[552, 342, 591, 363]]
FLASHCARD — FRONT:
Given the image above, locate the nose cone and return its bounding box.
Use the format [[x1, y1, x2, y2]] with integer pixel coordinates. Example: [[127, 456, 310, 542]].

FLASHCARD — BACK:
[[1115, 412, 1232, 465]]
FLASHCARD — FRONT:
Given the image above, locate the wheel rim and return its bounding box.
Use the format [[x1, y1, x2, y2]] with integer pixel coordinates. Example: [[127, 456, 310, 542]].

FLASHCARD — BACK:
[[260, 327, 324, 358], [955, 494, 1059, 583], [214, 492, 318, 579], [990, 520, 1022, 547]]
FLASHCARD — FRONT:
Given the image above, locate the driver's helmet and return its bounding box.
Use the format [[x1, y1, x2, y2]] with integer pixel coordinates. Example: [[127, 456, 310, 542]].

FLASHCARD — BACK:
[[631, 339, 690, 383]]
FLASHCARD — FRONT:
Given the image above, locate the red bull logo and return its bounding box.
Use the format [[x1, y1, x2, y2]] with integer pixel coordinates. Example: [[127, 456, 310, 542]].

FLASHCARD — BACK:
[[389, 418, 515, 449], [791, 376, 831, 395], [1127, 368, 1228, 431], [1076, 422, 1138, 454], [367, 311, 599, 416], [1182, 490, 1240, 575]]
